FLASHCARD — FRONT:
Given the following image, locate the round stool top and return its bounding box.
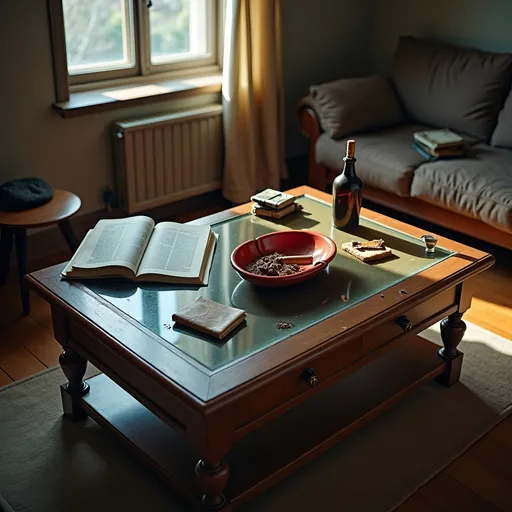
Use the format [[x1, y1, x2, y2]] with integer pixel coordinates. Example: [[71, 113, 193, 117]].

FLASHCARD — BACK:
[[0, 189, 81, 228]]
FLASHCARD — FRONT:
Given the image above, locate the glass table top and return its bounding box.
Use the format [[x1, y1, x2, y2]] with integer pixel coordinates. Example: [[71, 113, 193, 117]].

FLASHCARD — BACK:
[[87, 195, 453, 372]]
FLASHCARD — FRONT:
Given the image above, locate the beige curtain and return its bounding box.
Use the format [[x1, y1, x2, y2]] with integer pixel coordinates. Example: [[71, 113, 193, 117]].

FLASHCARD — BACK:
[[222, 0, 287, 204]]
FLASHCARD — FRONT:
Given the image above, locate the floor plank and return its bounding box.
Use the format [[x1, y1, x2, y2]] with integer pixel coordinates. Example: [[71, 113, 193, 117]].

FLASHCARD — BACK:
[[0, 274, 24, 327], [0, 368, 13, 387], [444, 455, 512, 511], [490, 416, 512, 450], [466, 434, 512, 483], [395, 493, 440, 511], [0, 338, 46, 381], [418, 473, 498, 512], [2, 317, 62, 368], [28, 291, 54, 337], [464, 262, 512, 342]]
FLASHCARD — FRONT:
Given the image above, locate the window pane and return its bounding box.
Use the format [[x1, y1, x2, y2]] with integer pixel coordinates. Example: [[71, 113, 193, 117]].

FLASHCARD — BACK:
[[63, 0, 133, 74], [150, 0, 210, 65]]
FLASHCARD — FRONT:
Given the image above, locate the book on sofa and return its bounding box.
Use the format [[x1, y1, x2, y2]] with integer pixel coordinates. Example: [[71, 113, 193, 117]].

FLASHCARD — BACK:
[[412, 140, 466, 160], [414, 128, 464, 149], [413, 129, 467, 159], [62, 217, 216, 285]]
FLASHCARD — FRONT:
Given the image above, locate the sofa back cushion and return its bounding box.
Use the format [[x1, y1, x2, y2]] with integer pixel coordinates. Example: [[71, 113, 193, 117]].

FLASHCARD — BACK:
[[392, 36, 512, 141], [491, 87, 512, 148], [310, 75, 405, 139]]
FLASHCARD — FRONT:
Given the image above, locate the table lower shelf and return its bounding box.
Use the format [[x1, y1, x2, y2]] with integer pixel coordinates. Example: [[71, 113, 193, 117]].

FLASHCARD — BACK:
[[81, 335, 446, 508]]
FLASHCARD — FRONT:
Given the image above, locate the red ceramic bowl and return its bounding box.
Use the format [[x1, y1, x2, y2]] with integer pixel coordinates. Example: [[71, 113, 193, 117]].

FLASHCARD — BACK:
[[230, 230, 337, 287]]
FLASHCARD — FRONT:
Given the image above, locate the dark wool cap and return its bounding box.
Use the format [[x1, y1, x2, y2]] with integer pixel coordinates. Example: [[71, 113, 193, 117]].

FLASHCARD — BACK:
[[0, 178, 54, 211]]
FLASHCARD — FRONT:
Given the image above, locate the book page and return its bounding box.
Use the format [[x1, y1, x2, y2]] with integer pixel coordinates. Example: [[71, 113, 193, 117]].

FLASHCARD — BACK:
[[71, 216, 155, 272], [137, 222, 211, 278], [61, 230, 93, 277], [138, 233, 218, 285]]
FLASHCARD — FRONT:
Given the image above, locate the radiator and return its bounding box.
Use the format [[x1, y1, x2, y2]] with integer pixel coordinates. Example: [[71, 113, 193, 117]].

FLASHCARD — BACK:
[[113, 105, 223, 213]]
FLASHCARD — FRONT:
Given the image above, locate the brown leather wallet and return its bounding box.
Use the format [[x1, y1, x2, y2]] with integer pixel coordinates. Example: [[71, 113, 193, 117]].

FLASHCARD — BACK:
[[172, 297, 246, 339]]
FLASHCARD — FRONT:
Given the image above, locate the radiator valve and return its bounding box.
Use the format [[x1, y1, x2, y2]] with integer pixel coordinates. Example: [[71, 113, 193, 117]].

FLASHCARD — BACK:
[[103, 187, 118, 212]]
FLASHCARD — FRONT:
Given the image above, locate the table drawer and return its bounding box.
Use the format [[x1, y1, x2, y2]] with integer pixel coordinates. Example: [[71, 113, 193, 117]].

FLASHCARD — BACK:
[[234, 335, 362, 430], [362, 288, 457, 354]]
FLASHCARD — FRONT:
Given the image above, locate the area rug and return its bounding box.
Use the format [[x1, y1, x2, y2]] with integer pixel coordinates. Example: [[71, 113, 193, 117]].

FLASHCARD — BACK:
[[0, 321, 511, 512]]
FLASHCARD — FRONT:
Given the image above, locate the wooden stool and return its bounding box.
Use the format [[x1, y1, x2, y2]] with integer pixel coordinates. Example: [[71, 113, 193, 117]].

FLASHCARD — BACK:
[[0, 190, 81, 315]]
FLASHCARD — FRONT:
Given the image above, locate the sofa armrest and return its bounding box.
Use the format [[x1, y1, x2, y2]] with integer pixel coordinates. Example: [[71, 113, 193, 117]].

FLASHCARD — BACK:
[[308, 75, 405, 140], [297, 96, 323, 137], [297, 96, 328, 191]]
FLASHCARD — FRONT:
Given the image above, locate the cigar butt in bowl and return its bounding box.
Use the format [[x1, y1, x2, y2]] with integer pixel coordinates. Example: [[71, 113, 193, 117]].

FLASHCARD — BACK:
[[278, 255, 314, 265]]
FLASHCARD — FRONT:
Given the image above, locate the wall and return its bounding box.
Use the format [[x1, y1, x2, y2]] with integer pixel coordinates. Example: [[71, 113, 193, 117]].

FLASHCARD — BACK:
[[282, 0, 375, 157], [374, 0, 512, 73]]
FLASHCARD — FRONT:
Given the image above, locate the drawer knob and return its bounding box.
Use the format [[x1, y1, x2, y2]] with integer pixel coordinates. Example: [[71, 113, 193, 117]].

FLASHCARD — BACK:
[[301, 368, 319, 387], [397, 315, 413, 332]]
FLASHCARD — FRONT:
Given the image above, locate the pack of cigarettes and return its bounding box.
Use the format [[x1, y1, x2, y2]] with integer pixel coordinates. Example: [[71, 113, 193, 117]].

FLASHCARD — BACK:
[[251, 189, 296, 210], [252, 202, 303, 219]]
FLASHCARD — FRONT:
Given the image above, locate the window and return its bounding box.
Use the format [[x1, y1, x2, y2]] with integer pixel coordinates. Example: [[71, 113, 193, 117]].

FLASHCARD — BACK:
[[60, 0, 220, 86]]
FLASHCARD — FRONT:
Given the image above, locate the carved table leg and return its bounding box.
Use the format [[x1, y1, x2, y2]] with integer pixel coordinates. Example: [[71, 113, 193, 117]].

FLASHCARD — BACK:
[[195, 459, 231, 511], [436, 312, 466, 387], [59, 347, 90, 421]]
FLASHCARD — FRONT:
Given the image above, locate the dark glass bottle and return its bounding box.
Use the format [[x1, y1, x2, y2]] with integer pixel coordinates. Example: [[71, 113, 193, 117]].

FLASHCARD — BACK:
[[332, 139, 364, 230]]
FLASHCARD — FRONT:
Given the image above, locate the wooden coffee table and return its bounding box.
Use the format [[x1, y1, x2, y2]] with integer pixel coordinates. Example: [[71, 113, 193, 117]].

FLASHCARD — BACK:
[[27, 186, 494, 511]]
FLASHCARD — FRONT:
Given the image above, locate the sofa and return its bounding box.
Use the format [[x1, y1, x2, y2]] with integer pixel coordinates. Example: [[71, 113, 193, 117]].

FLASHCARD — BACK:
[[298, 36, 512, 250]]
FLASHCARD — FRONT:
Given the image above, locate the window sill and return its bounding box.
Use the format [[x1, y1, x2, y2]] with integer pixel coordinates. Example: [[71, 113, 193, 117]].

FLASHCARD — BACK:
[[53, 73, 223, 119]]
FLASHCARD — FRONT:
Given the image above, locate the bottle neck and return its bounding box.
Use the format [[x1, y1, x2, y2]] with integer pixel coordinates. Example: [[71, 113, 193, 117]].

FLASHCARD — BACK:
[[343, 156, 357, 177]]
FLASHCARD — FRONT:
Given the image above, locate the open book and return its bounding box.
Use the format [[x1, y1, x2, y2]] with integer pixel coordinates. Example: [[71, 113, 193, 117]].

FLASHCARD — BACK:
[[62, 216, 217, 285]]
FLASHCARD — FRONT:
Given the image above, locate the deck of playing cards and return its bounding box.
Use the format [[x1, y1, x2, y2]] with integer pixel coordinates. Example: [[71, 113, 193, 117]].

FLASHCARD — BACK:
[[251, 189, 302, 219]]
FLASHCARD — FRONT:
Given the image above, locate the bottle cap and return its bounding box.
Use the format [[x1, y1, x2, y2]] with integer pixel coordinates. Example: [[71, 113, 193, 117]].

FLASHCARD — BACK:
[[346, 139, 356, 158]]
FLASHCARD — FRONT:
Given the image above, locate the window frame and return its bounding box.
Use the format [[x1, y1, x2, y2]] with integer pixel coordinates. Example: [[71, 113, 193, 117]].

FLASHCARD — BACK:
[[66, 0, 140, 86], [140, 0, 218, 76], [48, 0, 223, 102]]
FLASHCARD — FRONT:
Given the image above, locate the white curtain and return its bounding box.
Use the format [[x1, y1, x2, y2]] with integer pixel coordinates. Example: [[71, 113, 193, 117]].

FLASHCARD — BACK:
[[222, 0, 287, 204]]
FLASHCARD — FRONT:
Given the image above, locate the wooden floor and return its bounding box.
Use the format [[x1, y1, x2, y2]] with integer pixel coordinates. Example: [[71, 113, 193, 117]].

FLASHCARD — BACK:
[[1, 220, 511, 511]]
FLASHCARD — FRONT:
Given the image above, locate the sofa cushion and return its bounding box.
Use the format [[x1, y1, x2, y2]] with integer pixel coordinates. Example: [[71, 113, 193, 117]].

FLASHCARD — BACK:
[[392, 36, 512, 141], [491, 88, 512, 149], [0, 492, 15, 512], [316, 124, 430, 197], [309, 75, 405, 139], [410, 144, 512, 233]]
